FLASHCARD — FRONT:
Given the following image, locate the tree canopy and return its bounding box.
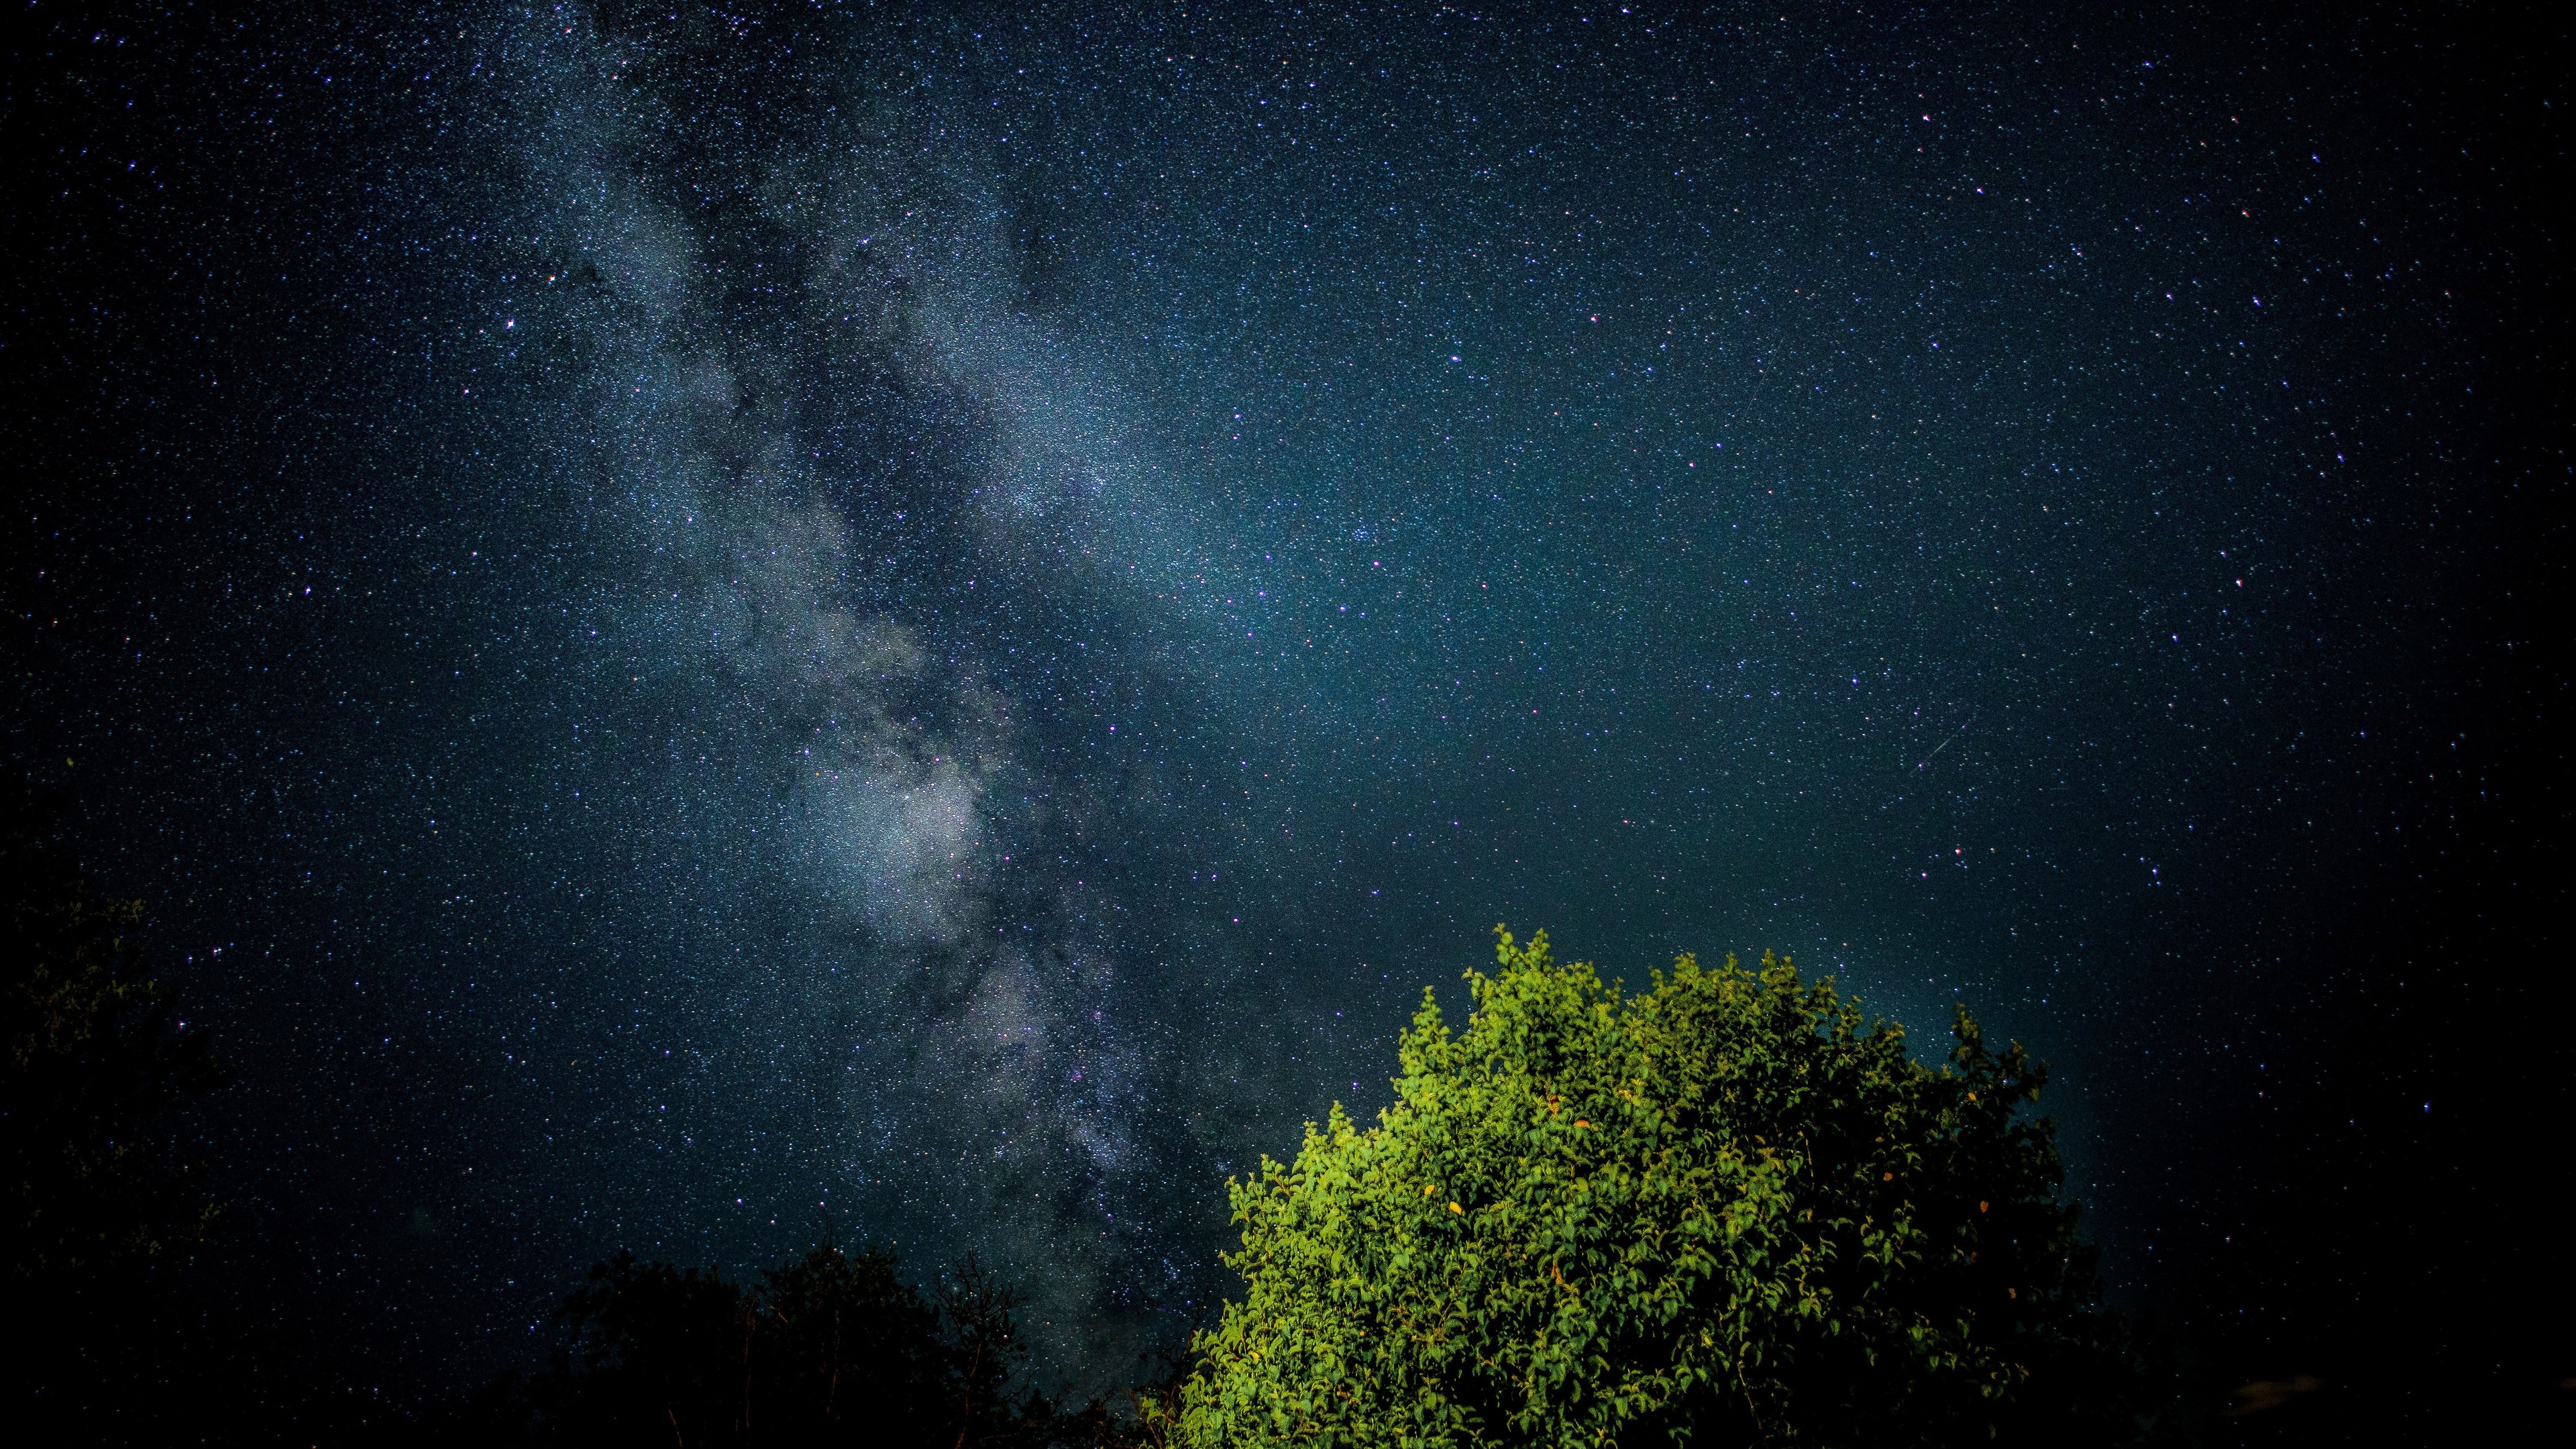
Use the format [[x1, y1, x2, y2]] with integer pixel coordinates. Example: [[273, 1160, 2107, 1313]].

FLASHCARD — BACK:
[[1165, 928, 2132, 1447]]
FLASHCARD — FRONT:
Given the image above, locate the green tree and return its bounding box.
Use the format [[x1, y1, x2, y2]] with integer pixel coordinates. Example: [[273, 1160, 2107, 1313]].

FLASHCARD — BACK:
[[1165, 928, 2133, 1448]]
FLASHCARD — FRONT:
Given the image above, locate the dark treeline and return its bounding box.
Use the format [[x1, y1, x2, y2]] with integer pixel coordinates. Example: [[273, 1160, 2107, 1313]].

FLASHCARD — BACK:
[[5, 784, 1158, 1447], [514, 1243, 1135, 1448], [23, 1240, 1151, 1447]]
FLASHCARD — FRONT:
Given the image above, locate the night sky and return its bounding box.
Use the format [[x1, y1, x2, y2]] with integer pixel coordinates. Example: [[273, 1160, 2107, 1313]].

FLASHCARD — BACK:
[[7, 0, 2565, 1411]]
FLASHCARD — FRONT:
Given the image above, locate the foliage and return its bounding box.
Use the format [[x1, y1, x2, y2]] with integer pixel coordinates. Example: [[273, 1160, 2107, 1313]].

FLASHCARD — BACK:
[[2, 785, 224, 1281], [535, 1242, 1118, 1448], [1163, 928, 2134, 1447]]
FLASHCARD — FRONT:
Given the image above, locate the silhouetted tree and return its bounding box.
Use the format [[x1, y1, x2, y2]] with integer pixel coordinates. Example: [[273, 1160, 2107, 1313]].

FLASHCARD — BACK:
[[753, 1242, 949, 1442], [3, 783, 223, 1282], [3, 780, 236, 1444], [533, 1240, 1104, 1448], [543, 1251, 761, 1444]]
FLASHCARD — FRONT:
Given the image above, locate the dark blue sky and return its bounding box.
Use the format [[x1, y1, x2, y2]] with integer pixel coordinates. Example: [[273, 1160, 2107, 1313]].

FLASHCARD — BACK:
[[7, 0, 2563, 1399]]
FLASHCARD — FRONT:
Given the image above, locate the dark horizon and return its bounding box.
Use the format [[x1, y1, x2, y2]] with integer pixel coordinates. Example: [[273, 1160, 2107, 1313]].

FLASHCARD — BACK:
[[5, 0, 2565, 1432]]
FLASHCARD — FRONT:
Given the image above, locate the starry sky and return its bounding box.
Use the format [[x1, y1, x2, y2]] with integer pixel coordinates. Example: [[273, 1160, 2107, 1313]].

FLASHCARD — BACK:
[[7, 0, 2565, 1403]]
